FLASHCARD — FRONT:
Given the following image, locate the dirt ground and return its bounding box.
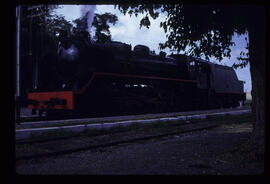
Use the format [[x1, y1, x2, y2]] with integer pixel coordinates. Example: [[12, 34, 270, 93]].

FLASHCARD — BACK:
[[15, 121, 264, 175]]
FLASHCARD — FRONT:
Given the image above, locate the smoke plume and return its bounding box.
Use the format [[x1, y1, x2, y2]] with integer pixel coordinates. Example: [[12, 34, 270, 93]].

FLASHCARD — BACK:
[[80, 5, 96, 34], [58, 44, 79, 62]]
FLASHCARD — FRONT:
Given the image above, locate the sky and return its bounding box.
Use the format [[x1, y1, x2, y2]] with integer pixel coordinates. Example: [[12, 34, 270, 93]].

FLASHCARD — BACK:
[[56, 5, 251, 92]]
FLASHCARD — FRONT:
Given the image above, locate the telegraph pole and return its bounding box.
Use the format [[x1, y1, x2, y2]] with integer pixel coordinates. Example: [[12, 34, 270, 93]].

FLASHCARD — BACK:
[[16, 5, 21, 97], [16, 5, 21, 123], [27, 5, 43, 91]]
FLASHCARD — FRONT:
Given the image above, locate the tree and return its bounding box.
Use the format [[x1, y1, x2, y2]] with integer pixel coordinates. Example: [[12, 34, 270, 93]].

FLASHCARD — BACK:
[[20, 5, 74, 95], [72, 13, 92, 48], [21, 5, 74, 57], [92, 12, 118, 43], [72, 12, 118, 44], [72, 12, 89, 33], [116, 4, 265, 158]]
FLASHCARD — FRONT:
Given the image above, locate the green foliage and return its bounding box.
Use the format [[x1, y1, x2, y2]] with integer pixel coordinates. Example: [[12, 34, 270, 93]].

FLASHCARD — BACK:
[[116, 4, 253, 65], [20, 5, 74, 57], [92, 12, 118, 43], [71, 12, 118, 44]]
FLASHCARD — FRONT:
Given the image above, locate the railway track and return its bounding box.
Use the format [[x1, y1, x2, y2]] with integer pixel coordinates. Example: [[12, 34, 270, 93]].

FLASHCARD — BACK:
[[16, 112, 252, 162]]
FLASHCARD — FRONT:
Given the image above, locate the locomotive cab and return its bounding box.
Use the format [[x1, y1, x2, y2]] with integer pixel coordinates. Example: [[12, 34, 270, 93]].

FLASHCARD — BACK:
[[187, 58, 212, 89]]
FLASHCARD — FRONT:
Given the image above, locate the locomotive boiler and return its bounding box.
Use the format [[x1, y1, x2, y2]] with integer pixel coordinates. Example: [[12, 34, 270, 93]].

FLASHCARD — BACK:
[[27, 30, 246, 117]]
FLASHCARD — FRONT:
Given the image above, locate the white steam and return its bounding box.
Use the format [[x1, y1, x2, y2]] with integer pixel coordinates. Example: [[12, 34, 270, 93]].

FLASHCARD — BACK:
[[80, 5, 96, 34], [58, 44, 79, 62]]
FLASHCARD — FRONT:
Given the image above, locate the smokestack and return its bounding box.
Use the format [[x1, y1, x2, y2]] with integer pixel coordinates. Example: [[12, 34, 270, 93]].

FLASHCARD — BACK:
[[80, 5, 96, 34]]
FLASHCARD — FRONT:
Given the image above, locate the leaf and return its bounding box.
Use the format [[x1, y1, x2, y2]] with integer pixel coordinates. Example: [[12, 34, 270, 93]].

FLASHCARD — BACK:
[[139, 15, 151, 29]]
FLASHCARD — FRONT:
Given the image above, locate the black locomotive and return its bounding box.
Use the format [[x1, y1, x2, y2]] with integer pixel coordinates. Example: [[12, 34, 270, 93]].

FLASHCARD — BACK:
[[28, 30, 246, 117]]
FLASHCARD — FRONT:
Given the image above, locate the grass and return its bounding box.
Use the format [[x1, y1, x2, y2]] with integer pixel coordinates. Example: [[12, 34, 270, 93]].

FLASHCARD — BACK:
[[207, 112, 254, 122], [23, 129, 78, 142]]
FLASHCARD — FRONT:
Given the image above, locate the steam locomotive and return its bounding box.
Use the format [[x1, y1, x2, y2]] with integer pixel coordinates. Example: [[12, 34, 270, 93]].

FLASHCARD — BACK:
[[27, 30, 246, 117]]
